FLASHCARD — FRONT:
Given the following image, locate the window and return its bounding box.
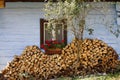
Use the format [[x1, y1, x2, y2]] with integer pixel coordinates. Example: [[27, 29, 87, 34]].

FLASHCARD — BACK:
[[40, 18, 67, 48], [0, 0, 5, 8]]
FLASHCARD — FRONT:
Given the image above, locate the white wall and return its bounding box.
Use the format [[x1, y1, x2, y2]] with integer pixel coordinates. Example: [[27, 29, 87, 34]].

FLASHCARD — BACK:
[[68, 3, 120, 54], [84, 3, 120, 53], [0, 2, 45, 70], [0, 2, 120, 70]]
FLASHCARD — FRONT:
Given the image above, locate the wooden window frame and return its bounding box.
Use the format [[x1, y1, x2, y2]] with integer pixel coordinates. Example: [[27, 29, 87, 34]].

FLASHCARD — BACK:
[[0, 0, 5, 8], [40, 18, 67, 48]]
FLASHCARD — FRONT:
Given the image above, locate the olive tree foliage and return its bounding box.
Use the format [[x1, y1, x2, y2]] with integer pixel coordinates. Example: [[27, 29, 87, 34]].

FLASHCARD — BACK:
[[44, 0, 119, 40]]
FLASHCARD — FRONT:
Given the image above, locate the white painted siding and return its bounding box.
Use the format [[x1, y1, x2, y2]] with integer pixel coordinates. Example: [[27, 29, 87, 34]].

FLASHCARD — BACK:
[[68, 3, 120, 55], [0, 2, 120, 70], [84, 3, 120, 53], [0, 2, 45, 70]]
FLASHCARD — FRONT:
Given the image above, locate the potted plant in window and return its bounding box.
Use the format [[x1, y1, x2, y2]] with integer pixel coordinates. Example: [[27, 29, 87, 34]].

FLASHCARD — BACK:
[[41, 39, 65, 55]]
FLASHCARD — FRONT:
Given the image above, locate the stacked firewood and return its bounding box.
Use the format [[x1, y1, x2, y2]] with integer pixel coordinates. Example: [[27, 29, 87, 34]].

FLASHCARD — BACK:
[[1, 39, 119, 80], [1, 42, 78, 80], [59, 38, 119, 76], [79, 39, 119, 75], [0, 73, 7, 80]]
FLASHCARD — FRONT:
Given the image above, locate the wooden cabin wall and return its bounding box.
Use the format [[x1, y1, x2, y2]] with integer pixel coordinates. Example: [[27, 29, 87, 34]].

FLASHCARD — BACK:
[[0, 2, 120, 70]]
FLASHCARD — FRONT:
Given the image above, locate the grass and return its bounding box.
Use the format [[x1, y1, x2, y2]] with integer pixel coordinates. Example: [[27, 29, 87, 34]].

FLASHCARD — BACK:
[[56, 72, 120, 80]]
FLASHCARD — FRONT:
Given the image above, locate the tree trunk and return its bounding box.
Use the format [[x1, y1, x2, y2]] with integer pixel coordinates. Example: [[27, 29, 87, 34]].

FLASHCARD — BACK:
[[73, 19, 85, 75], [78, 20, 85, 40]]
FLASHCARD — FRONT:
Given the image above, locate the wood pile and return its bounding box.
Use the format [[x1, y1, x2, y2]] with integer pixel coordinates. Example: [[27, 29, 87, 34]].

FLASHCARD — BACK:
[[1, 42, 78, 80], [79, 39, 119, 75], [0, 73, 7, 80], [1, 39, 119, 80]]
